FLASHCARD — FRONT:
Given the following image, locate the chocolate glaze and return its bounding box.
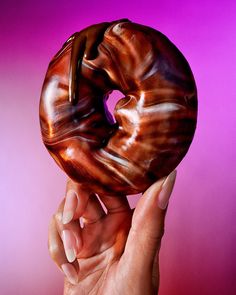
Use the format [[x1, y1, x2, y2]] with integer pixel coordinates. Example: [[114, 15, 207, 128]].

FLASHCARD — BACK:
[[68, 19, 131, 104], [40, 21, 198, 196]]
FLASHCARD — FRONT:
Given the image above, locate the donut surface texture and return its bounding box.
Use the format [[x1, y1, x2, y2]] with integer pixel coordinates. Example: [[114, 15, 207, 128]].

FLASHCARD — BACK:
[[40, 21, 198, 196]]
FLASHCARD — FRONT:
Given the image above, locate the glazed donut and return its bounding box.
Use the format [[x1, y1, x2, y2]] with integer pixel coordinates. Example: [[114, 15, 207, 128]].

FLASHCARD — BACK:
[[40, 21, 197, 196]]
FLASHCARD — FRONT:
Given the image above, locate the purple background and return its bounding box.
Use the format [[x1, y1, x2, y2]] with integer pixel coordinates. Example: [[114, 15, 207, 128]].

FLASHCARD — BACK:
[[1, 0, 235, 294]]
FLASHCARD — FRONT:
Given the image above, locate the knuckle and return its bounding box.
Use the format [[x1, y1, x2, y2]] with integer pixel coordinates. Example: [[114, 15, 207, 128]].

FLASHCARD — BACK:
[[146, 233, 163, 245], [48, 244, 60, 261], [141, 228, 165, 247], [54, 212, 63, 223]]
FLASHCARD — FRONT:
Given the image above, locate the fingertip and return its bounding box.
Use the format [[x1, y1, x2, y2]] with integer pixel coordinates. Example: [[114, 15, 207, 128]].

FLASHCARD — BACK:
[[62, 211, 74, 225], [62, 190, 78, 224], [133, 170, 177, 229], [143, 176, 166, 200], [158, 170, 177, 210], [61, 263, 78, 285], [62, 230, 77, 263], [144, 170, 177, 203]]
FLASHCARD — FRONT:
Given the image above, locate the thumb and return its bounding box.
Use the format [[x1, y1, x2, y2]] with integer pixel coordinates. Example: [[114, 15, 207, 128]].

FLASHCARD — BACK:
[[124, 170, 177, 269]]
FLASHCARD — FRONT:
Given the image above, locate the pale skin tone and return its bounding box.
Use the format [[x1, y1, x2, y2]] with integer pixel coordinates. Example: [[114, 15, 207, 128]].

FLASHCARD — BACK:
[[48, 170, 177, 295], [48, 21, 177, 294]]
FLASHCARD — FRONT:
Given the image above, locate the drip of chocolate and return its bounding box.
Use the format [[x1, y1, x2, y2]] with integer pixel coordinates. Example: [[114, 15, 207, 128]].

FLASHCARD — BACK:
[[40, 21, 198, 196]]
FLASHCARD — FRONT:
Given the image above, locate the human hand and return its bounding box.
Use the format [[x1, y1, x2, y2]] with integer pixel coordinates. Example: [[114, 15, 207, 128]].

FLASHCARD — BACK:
[[48, 170, 176, 295]]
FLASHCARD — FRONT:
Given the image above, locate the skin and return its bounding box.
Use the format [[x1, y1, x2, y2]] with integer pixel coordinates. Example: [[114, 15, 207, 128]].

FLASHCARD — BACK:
[[48, 23, 177, 294], [48, 170, 176, 295]]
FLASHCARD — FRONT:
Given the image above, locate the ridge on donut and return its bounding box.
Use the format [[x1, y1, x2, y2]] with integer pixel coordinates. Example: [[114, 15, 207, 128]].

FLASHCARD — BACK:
[[39, 20, 198, 196]]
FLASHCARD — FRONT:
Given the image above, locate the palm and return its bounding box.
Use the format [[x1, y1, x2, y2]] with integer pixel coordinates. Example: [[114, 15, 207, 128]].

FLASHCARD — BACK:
[[64, 210, 132, 295]]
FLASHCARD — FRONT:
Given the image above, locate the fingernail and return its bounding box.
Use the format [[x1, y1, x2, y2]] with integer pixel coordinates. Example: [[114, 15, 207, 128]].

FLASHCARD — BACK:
[[158, 170, 177, 210], [62, 211, 73, 225], [79, 217, 84, 228], [61, 263, 78, 285], [62, 230, 77, 263], [62, 190, 77, 224]]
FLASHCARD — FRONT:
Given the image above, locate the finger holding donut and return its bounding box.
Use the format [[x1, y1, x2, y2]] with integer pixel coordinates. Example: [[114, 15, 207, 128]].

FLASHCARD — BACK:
[[48, 199, 81, 285], [62, 180, 91, 224], [62, 179, 132, 254], [49, 178, 132, 285], [48, 182, 105, 285], [48, 172, 176, 294]]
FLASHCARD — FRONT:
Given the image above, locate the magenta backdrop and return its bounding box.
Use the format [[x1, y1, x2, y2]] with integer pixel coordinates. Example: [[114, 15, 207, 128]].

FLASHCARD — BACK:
[[0, 0, 235, 294]]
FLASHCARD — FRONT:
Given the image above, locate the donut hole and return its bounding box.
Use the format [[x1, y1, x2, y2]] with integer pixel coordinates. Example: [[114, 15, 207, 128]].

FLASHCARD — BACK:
[[105, 90, 124, 122]]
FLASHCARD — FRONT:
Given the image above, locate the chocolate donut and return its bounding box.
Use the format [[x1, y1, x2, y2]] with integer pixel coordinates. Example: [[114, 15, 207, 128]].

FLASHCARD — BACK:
[[39, 21, 197, 196]]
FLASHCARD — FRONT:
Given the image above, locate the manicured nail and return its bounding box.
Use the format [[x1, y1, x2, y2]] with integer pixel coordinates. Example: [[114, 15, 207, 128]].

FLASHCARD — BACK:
[[62, 190, 78, 224], [62, 211, 73, 225], [62, 230, 77, 263], [79, 217, 84, 228], [61, 263, 78, 285], [158, 170, 177, 210]]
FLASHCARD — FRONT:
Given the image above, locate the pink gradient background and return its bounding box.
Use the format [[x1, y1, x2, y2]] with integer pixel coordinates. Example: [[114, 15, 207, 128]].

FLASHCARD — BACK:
[[1, 0, 235, 294]]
